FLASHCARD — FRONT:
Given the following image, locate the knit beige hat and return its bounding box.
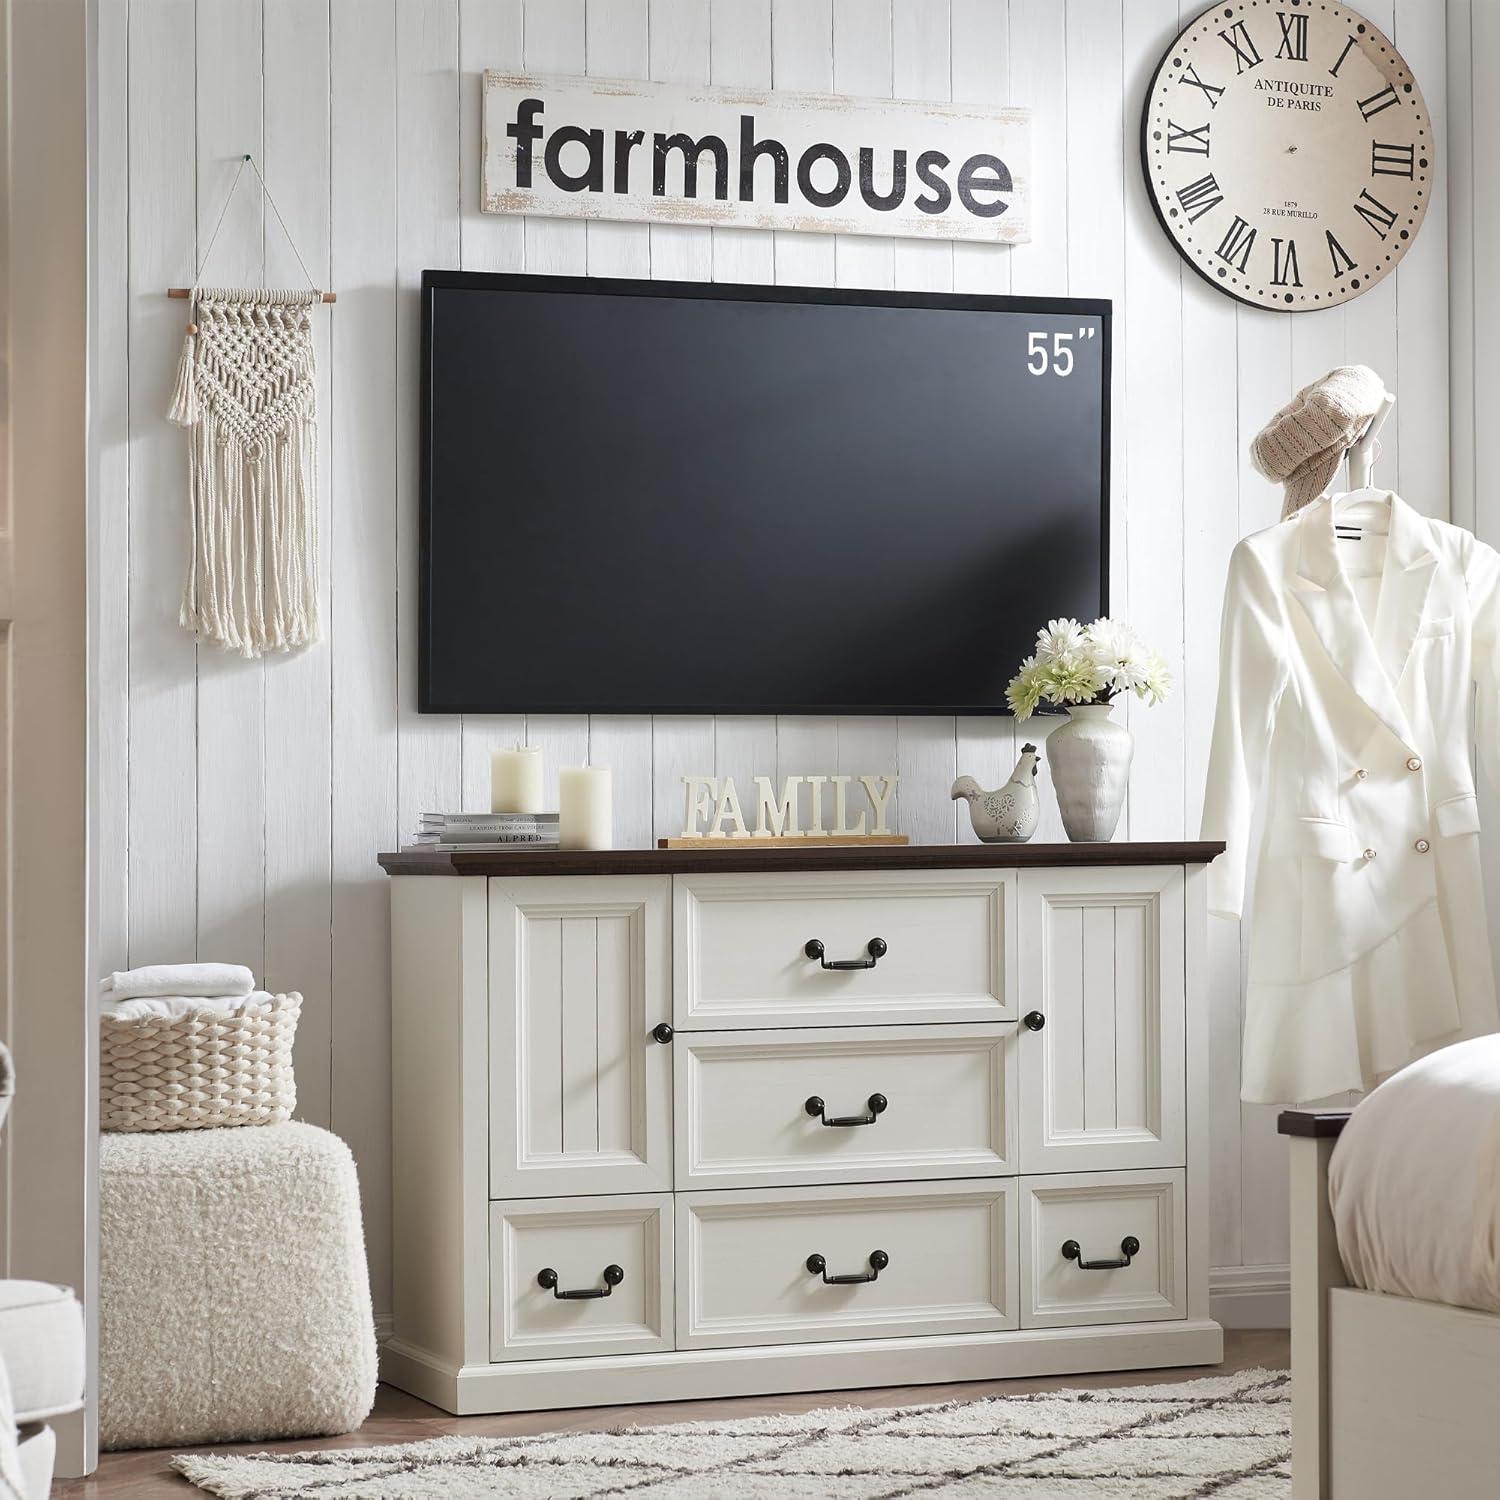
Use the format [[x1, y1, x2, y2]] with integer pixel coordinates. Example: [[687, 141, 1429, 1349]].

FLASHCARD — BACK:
[[1251, 365, 1388, 519]]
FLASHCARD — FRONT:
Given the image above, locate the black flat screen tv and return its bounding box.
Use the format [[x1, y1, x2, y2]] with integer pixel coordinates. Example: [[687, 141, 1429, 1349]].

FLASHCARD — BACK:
[[421, 270, 1110, 715]]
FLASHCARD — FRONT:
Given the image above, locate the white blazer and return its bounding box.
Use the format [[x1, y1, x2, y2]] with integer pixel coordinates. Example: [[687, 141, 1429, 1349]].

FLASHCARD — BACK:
[[1202, 492, 1499, 1103]]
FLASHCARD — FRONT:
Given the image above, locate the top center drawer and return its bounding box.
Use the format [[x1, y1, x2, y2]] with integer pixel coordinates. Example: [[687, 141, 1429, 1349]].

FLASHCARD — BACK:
[[673, 870, 1017, 1029]]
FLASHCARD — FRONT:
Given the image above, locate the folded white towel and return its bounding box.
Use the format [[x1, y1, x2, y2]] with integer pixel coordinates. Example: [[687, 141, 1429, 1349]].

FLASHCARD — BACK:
[[98, 963, 254, 1002], [101, 991, 277, 1022]]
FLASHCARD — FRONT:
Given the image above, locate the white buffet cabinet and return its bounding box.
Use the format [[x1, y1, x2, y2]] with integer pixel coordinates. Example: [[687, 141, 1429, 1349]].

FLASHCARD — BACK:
[[379, 843, 1223, 1414]]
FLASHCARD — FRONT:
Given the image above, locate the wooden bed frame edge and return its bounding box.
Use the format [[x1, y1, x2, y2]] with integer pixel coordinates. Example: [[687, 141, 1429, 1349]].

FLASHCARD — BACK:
[[1280, 1105, 1500, 1497], [1279, 1108, 1350, 1499]]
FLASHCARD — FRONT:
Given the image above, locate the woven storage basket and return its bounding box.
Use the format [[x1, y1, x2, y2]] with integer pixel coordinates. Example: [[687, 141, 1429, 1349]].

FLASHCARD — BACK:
[[100, 992, 301, 1131]]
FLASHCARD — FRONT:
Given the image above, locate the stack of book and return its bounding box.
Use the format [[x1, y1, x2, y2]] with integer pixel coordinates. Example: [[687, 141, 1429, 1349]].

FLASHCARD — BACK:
[[406, 812, 560, 852]]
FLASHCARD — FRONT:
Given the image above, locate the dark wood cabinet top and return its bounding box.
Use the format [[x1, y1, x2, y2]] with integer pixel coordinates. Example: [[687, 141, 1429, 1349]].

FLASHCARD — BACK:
[[378, 841, 1225, 878]]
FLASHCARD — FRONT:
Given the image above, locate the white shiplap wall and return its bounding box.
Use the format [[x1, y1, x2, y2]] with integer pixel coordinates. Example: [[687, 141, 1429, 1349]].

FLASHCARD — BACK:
[[1447, 0, 1499, 1217], [96, 0, 1451, 1318]]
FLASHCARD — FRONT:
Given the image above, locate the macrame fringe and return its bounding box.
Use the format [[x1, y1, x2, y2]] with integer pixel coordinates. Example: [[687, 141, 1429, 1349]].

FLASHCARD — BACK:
[[178, 413, 321, 656], [170, 288, 321, 657]]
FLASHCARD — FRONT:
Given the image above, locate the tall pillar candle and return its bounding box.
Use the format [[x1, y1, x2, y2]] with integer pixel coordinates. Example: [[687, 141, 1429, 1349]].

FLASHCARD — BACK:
[[490, 745, 545, 814], [560, 766, 612, 850]]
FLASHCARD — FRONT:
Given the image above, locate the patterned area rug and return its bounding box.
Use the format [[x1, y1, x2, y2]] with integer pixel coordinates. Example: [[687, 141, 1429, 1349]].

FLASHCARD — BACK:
[[174, 1368, 1289, 1498]]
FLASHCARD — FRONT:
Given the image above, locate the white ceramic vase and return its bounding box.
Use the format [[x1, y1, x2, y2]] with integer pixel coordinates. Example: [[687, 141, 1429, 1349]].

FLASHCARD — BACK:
[[1045, 703, 1133, 842]]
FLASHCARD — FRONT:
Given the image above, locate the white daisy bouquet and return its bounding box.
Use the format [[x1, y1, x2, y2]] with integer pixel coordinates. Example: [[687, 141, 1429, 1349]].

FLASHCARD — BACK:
[[1006, 617, 1172, 722]]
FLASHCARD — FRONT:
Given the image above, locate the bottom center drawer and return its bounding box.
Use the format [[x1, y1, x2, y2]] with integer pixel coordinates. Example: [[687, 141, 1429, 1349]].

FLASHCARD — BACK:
[[676, 1180, 1018, 1350]]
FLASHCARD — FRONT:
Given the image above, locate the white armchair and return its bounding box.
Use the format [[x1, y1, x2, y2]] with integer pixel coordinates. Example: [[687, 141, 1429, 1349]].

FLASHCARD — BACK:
[[0, 1043, 85, 1500]]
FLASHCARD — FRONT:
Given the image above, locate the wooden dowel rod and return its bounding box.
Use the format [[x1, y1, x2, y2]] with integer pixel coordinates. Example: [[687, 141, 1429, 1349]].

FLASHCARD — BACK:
[[166, 287, 337, 303]]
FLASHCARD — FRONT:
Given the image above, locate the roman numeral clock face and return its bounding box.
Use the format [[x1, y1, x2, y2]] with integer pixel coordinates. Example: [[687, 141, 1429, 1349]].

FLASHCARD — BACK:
[[1143, 1, 1431, 308]]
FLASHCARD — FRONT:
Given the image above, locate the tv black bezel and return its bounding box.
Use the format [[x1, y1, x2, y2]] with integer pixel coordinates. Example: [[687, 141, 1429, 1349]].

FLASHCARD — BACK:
[[420, 268, 1113, 716]]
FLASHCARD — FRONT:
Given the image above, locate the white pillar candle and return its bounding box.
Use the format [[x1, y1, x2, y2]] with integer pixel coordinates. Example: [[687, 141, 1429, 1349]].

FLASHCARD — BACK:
[[560, 765, 612, 850], [490, 745, 545, 814]]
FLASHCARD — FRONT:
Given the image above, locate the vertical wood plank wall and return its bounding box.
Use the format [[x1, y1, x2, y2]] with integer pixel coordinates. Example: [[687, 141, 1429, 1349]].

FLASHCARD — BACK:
[[1448, 0, 1499, 1265], [96, 0, 1451, 1317]]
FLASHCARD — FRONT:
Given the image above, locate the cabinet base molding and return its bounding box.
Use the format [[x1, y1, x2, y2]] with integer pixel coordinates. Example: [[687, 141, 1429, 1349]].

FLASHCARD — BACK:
[[381, 1320, 1225, 1417]]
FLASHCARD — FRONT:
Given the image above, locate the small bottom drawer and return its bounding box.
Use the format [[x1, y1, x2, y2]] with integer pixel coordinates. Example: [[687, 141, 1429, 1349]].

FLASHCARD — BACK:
[[1020, 1168, 1186, 1328], [490, 1194, 673, 1361], [677, 1179, 1018, 1350]]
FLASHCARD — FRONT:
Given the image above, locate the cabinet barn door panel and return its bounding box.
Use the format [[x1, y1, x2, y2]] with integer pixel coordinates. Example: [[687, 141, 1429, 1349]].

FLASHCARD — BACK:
[[1017, 867, 1185, 1173], [489, 877, 673, 1197]]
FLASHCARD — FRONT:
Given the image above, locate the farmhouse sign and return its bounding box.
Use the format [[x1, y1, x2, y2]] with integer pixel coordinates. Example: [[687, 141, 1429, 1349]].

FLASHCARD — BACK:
[[482, 73, 1030, 245]]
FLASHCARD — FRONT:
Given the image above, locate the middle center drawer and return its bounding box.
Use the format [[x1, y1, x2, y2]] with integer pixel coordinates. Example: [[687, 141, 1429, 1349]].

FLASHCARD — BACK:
[[675, 1023, 1017, 1190]]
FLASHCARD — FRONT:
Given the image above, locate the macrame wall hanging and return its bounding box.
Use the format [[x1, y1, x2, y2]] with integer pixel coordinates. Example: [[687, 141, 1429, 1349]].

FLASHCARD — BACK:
[[166, 155, 336, 657]]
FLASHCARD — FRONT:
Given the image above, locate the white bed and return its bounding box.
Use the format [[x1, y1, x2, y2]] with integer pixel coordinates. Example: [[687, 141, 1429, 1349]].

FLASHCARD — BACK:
[[1282, 1034, 1500, 1498]]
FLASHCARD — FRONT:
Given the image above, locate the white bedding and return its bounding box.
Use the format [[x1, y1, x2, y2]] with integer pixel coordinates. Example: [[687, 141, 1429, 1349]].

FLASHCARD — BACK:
[[1329, 1033, 1500, 1313]]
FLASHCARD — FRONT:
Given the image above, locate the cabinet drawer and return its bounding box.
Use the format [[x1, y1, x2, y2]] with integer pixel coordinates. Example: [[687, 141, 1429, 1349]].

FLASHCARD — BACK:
[[676, 1180, 1017, 1349], [489, 1194, 673, 1361], [1020, 1170, 1185, 1329], [676, 1024, 1016, 1189], [674, 870, 1016, 1029]]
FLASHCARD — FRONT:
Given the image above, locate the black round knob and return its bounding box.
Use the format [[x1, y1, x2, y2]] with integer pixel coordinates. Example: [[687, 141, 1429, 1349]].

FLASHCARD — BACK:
[[1121, 1236, 1141, 1258], [867, 937, 888, 960], [1023, 1011, 1046, 1031], [868, 1093, 888, 1115], [868, 1249, 890, 1271], [602, 1264, 625, 1286], [804, 938, 826, 961], [651, 1022, 674, 1044]]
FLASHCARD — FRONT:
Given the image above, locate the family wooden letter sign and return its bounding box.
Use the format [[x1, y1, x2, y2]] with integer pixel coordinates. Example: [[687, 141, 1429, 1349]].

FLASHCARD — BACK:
[[663, 773, 907, 849], [482, 73, 1030, 245]]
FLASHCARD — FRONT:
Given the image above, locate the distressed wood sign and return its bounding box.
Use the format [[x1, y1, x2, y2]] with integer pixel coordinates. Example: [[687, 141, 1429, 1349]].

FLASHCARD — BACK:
[[482, 73, 1030, 245], [661, 773, 907, 849]]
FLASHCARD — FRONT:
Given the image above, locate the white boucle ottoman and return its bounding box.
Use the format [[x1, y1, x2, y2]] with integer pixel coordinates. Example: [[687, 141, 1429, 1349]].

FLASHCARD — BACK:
[[99, 1122, 377, 1450]]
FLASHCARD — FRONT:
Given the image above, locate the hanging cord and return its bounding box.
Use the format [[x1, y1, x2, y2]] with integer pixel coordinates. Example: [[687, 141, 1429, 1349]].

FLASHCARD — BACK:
[[165, 156, 325, 656], [170, 153, 325, 426], [191, 153, 323, 302]]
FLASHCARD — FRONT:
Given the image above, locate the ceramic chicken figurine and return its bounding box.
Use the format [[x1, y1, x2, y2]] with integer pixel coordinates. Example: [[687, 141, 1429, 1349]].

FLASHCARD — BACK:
[[952, 744, 1041, 843]]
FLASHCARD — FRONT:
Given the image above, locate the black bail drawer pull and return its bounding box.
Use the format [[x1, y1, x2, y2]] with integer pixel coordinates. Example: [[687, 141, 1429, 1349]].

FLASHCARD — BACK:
[[805, 937, 888, 970], [537, 1264, 625, 1299], [805, 1093, 888, 1127], [806, 1249, 889, 1284], [1060, 1236, 1140, 1270]]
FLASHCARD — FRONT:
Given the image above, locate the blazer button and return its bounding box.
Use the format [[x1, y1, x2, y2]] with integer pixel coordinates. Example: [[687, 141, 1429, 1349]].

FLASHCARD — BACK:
[[1415, 838, 1431, 853], [1354, 768, 1369, 780], [1406, 756, 1423, 772], [1363, 847, 1378, 860]]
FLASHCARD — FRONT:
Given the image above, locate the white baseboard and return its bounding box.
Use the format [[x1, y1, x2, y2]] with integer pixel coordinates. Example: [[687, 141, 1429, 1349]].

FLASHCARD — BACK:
[[374, 1311, 394, 1346], [383, 1321, 1225, 1415], [1210, 1263, 1290, 1329]]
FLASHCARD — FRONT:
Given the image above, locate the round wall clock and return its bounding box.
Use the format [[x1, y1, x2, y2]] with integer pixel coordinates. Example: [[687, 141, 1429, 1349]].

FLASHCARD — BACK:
[[1142, 1, 1431, 309]]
